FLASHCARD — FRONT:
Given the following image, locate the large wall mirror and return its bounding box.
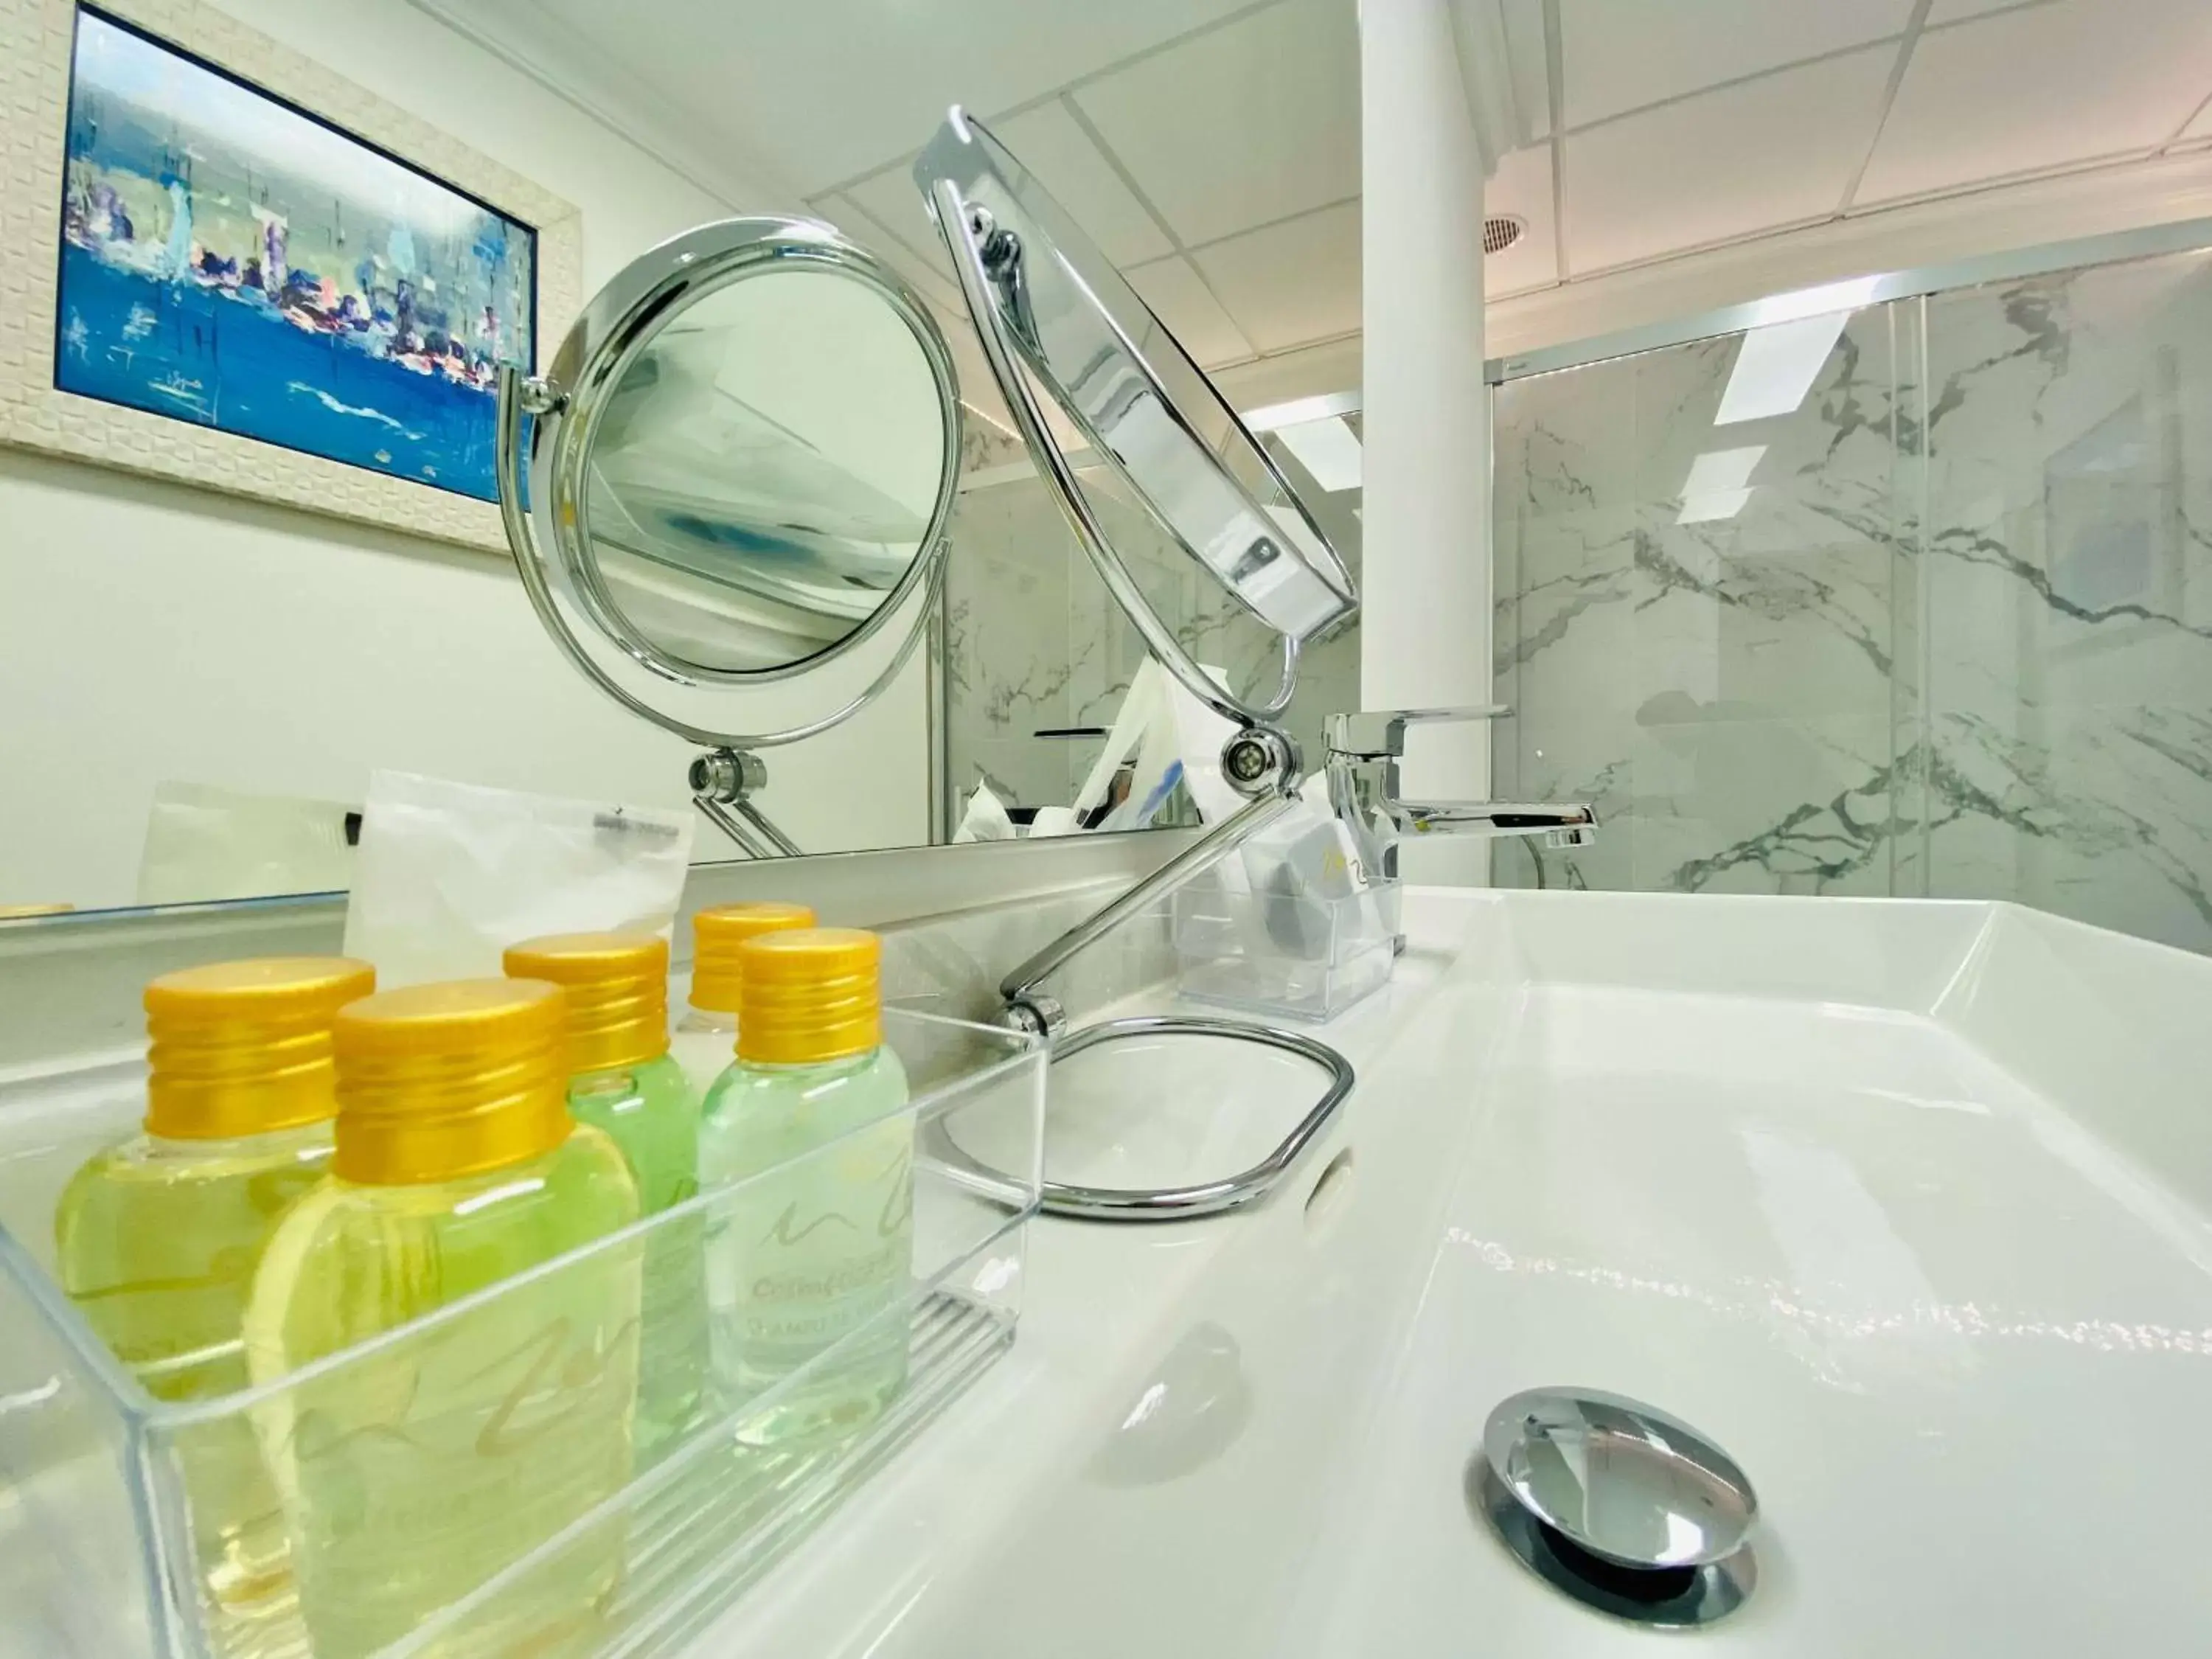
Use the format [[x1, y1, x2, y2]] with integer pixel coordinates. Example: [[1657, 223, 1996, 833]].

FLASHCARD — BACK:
[[0, 90, 1360, 922]]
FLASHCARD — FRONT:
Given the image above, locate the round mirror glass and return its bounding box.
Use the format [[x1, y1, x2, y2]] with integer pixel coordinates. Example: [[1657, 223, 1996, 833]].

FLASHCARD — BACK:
[[575, 262, 952, 678]]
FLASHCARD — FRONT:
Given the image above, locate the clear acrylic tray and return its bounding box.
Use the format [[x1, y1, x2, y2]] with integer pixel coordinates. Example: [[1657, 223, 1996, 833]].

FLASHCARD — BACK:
[[0, 1006, 1045, 1659], [1168, 867, 1400, 1023]]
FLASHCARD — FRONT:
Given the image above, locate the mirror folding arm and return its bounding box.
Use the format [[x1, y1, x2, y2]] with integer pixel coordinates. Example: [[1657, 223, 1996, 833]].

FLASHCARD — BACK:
[[494, 216, 964, 858]]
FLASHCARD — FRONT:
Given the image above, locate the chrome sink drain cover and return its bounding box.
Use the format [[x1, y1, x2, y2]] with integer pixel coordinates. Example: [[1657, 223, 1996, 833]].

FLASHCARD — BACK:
[[1472, 1388, 1758, 1628]]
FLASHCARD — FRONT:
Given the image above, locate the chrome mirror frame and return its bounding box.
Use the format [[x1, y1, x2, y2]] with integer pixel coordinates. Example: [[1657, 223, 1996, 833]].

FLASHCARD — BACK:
[[493, 215, 962, 751], [493, 215, 961, 858], [914, 108, 1357, 731]]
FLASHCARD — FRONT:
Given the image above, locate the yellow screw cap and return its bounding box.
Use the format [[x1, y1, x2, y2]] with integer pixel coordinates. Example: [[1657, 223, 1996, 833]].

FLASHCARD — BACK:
[[332, 979, 570, 1184], [503, 931, 669, 1073], [144, 957, 377, 1139], [690, 902, 815, 1015], [737, 928, 883, 1066]]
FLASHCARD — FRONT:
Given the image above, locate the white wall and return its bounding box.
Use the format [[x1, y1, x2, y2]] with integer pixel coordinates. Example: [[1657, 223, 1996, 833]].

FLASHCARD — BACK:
[[0, 0, 931, 914]]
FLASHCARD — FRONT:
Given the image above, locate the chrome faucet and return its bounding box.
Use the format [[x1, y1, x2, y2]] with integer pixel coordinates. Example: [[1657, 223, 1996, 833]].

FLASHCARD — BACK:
[[1324, 707, 1596, 886]]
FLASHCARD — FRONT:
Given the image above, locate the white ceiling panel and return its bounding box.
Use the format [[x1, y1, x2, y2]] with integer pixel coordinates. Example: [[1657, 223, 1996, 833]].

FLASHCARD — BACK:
[[1485, 144, 1559, 297], [817, 192, 962, 313], [1924, 0, 2051, 23], [1559, 0, 1913, 130], [1503, 0, 1554, 139], [527, 0, 1260, 193], [1193, 200, 1362, 354], [1071, 0, 1361, 247], [1124, 257, 1258, 368], [987, 101, 1175, 265], [1858, 0, 2212, 204], [2184, 94, 2212, 145], [1565, 46, 1894, 274], [838, 170, 953, 282]]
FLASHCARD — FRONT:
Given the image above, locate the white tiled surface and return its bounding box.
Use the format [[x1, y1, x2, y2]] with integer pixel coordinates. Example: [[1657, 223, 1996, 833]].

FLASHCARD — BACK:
[[1065, 0, 1360, 248], [1191, 199, 1363, 355], [1562, 45, 1896, 272], [1557, 0, 1916, 130], [1859, 0, 2212, 203]]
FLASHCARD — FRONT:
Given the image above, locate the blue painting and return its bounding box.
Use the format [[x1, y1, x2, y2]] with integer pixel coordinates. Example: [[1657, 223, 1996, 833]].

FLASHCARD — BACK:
[[56, 9, 535, 502]]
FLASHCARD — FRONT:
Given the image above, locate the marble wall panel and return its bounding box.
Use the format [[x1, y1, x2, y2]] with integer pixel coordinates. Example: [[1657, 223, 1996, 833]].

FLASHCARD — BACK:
[[1492, 242, 2212, 955]]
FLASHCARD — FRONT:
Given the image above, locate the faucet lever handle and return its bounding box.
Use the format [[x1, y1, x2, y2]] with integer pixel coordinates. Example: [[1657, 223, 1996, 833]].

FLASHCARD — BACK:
[[1324, 705, 1513, 757]]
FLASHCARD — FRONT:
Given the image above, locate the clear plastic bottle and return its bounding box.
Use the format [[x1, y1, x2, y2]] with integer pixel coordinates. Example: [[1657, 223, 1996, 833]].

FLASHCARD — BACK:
[[55, 955, 375, 1621], [243, 978, 641, 1659], [504, 930, 702, 1454], [699, 928, 912, 1447], [669, 901, 814, 1099]]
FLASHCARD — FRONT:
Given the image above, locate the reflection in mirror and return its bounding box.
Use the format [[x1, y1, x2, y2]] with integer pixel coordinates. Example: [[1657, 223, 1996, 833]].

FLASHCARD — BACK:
[[582, 268, 949, 676], [942, 422, 1363, 841]]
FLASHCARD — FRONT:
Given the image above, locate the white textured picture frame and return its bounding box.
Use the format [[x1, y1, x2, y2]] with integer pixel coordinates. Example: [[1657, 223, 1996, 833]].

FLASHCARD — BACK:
[[0, 0, 580, 552]]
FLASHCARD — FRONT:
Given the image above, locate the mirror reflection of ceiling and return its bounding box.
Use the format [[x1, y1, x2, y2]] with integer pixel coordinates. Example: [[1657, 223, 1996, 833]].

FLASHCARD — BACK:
[[431, 0, 2212, 398], [585, 266, 947, 673]]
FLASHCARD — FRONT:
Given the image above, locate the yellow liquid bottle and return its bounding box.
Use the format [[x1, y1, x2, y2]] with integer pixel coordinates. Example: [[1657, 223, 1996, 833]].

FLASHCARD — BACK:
[[55, 956, 375, 1624], [700, 929, 912, 1446], [505, 930, 703, 1456], [668, 902, 814, 1100], [243, 979, 641, 1659]]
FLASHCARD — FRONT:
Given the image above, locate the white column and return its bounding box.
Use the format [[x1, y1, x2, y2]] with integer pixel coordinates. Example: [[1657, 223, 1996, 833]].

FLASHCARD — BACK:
[[1357, 0, 1494, 884]]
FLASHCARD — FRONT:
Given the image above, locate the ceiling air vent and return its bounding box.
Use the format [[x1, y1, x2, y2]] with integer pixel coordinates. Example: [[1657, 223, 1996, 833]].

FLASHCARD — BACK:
[[1483, 215, 1526, 256]]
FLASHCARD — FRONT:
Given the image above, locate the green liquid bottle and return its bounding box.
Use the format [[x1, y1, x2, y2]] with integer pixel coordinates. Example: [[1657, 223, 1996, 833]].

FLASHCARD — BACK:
[[700, 928, 912, 1447], [243, 978, 641, 1659], [55, 956, 375, 1624], [505, 931, 703, 1455], [668, 902, 815, 1101]]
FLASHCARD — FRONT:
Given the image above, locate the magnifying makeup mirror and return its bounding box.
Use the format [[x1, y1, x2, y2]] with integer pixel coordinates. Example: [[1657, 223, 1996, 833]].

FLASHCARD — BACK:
[[914, 108, 1357, 732], [495, 216, 961, 857]]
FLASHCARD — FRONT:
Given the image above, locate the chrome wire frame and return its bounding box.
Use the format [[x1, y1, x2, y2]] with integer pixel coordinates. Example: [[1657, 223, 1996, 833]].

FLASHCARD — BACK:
[[932, 1015, 1355, 1222]]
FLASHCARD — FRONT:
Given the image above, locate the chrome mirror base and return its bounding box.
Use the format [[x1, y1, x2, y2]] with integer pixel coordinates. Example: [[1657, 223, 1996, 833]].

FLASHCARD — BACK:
[[687, 747, 801, 860]]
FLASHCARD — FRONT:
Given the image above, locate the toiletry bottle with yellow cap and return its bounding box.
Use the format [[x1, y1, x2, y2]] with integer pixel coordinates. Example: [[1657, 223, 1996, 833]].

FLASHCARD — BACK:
[[698, 928, 911, 1444], [502, 932, 696, 1213], [55, 956, 375, 1617], [504, 930, 700, 1453], [669, 902, 814, 1099], [243, 979, 640, 1659]]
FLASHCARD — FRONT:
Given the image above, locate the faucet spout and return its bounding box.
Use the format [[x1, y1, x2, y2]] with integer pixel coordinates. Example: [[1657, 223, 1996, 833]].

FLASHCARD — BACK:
[[1321, 706, 1596, 886], [1387, 799, 1596, 843]]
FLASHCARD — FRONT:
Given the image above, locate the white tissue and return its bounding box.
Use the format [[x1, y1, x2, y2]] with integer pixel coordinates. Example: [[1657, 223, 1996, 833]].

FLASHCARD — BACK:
[[341, 771, 694, 987], [137, 779, 358, 905], [1067, 658, 1241, 831]]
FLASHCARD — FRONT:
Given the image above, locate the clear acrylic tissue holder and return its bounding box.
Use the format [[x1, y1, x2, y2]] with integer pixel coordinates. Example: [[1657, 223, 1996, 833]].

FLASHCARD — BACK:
[[1166, 867, 1400, 1023], [0, 1006, 1046, 1659]]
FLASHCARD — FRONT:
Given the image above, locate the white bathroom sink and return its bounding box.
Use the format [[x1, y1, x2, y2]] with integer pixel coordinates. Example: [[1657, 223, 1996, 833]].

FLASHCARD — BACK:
[[700, 888, 2212, 1658]]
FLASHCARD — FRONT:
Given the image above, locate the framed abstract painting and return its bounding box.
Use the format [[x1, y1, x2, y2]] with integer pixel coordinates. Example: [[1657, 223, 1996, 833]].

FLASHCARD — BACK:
[[0, 0, 580, 550]]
